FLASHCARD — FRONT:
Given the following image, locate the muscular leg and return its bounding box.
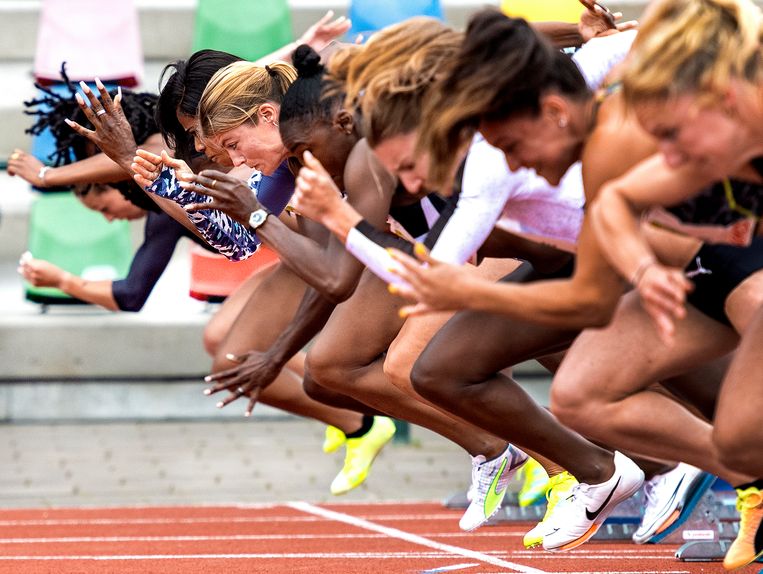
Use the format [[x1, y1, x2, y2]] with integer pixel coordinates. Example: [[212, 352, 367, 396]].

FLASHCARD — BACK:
[[551, 291, 750, 485], [411, 263, 615, 484], [714, 272, 763, 477], [213, 263, 364, 433], [203, 261, 278, 356], [307, 268, 508, 458]]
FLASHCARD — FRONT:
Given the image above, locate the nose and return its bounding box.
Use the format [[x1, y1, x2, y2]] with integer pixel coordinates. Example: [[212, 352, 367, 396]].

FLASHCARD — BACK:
[[193, 134, 206, 153], [399, 172, 424, 194], [660, 141, 688, 169], [227, 150, 247, 167]]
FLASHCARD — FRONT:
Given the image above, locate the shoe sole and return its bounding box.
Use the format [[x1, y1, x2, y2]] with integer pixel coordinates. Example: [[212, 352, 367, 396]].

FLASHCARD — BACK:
[[723, 546, 763, 570], [645, 473, 717, 544]]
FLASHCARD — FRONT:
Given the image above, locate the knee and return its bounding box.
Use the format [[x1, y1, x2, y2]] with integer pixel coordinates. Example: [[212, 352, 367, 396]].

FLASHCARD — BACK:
[[383, 350, 415, 396], [305, 348, 345, 392], [302, 370, 331, 403], [713, 423, 759, 475], [550, 370, 596, 433], [409, 355, 447, 404], [203, 321, 226, 357]]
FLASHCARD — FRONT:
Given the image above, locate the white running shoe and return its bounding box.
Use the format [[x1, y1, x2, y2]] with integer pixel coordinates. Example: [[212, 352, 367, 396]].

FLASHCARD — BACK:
[[542, 451, 644, 551], [459, 444, 528, 532], [633, 463, 713, 544]]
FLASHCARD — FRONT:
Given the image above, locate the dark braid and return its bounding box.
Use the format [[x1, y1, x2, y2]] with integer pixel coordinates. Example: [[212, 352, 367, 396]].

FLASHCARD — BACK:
[[24, 63, 159, 165], [279, 45, 345, 149], [23, 63, 161, 211]]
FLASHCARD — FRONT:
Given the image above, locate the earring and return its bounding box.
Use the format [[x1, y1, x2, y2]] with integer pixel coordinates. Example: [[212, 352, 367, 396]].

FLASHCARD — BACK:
[[558, 117, 568, 128]]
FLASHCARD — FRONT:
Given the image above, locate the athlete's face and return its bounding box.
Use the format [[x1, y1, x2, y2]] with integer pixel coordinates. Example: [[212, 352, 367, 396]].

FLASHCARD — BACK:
[[80, 186, 146, 222], [479, 96, 581, 186], [635, 93, 748, 179], [373, 132, 432, 195], [177, 112, 231, 167], [210, 104, 287, 175], [284, 120, 357, 191]]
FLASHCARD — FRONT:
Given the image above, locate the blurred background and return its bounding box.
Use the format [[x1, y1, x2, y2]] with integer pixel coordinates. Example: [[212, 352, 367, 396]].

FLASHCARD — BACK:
[[0, 0, 653, 508]]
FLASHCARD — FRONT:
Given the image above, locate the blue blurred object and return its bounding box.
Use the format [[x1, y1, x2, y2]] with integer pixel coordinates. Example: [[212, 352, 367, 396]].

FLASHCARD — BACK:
[[348, 0, 443, 40], [30, 81, 116, 175]]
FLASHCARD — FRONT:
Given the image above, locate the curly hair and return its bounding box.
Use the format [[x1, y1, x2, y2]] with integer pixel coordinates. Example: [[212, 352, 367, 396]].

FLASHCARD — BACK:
[[23, 64, 160, 210]]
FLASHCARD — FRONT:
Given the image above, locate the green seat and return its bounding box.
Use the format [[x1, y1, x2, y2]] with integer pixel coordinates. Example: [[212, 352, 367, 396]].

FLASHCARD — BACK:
[[192, 0, 293, 62], [25, 192, 132, 305]]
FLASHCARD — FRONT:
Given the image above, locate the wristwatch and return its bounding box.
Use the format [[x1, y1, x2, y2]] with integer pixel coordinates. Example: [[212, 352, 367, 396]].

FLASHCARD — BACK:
[[248, 208, 270, 230]]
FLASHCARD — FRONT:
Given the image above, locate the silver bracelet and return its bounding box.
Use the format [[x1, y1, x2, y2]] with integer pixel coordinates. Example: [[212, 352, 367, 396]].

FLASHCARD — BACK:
[[38, 165, 51, 184]]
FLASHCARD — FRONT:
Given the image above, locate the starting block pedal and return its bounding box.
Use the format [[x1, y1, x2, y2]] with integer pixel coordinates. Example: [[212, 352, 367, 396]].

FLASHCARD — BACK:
[[488, 504, 546, 525]]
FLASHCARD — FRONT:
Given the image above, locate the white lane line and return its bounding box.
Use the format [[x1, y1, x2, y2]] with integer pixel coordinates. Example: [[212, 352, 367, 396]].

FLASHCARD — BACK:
[[0, 513, 458, 527], [288, 501, 548, 574], [0, 552, 483, 561], [420, 563, 481, 573], [0, 531, 524, 544]]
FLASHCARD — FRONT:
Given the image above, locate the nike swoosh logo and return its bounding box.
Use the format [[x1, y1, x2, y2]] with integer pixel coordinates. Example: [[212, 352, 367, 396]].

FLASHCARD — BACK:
[[484, 456, 510, 517], [661, 476, 685, 513], [585, 477, 621, 521]]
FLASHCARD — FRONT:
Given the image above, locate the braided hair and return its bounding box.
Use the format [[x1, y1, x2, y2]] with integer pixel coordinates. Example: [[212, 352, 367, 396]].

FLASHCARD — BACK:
[[23, 64, 160, 211]]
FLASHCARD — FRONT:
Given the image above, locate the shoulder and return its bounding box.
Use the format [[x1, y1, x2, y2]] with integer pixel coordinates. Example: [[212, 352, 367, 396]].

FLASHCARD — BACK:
[[344, 138, 396, 196]]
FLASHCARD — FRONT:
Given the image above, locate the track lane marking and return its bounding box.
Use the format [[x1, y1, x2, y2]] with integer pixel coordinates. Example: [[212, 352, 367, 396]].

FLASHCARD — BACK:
[[288, 501, 548, 574]]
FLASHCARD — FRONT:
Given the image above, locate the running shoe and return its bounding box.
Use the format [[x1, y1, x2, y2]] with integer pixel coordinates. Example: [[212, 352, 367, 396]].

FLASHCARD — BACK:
[[523, 471, 579, 548], [542, 451, 645, 551], [722, 486, 763, 570], [459, 444, 528, 532], [634, 463, 716, 544], [323, 425, 346, 454], [330, 416, 396, 495], [517, 457, 550, 507]]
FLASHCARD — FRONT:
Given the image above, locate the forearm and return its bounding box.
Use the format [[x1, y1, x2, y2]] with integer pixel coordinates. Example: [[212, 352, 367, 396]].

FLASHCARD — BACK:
[[533, 21, 583, 48], [59, 275, 120, 311], [465, 275, 615, 328], [265, 288, 337, 367], [43, 153, 131, 187], [591, 184, 656, 284]]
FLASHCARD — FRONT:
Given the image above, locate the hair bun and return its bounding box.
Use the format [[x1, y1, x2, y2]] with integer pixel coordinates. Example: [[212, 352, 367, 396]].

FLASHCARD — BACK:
[[292, 44, 324, 78]]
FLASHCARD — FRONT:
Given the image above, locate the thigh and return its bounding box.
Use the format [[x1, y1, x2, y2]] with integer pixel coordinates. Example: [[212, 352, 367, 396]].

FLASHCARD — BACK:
[[417, 262, 578, 382], [206, 262, 278, 341], [309, 269, 406, 369], [554, 291, 740, 405], [217, 263, 308, 357], [725, 268, 763, 333], [386, 258, 520, 389]]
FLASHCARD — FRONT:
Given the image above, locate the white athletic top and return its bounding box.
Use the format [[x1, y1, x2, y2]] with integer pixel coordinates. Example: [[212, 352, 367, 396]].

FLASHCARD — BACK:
[[346, 31, 636, 285]]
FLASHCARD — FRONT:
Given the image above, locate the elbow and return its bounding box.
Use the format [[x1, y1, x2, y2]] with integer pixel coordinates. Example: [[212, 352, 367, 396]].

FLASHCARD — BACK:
[[322, 280, 356, 304], [573, 290, 617, 328], [114, 295, 146, 312]]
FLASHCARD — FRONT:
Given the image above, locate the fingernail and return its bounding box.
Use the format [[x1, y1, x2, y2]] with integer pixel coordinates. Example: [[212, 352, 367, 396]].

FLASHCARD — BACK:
[[398, 309, 409, 318], [304, 150, 313, 160], [204, 375, 212, 382], [64, 118, 73, 126], [244, 412, 251, 418], [79, 81, 90, 92], [117, 86, 122, 99], [203, 388, 211, 395], [387, 284, 397, 294], [216, 402, 224, 408], [95, 77, 104, 90], [75, 93, 84, 104], [414, 243, 426, 256]]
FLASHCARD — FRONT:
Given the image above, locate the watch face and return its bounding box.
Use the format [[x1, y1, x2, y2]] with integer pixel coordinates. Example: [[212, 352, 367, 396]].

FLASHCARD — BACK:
[[249, 210, 267, 228]]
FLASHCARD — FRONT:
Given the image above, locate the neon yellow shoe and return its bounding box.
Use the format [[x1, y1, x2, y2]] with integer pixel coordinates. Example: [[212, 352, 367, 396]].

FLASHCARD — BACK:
[[330, 417, 396, 495], [523, 471, 579, 549], [517, 457, 550, 507], [723, 486, 763, 570], [322, 425, 346, 454]]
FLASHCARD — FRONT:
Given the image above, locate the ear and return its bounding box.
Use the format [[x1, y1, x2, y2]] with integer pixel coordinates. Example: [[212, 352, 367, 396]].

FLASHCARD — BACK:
[[333, 109, 355, 135], [258, 102, 280, 125], [541, 93, 570, 128]]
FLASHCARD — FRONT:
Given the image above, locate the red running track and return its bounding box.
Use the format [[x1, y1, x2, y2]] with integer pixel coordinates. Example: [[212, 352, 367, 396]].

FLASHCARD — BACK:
[[0, 501, 756, 573]]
